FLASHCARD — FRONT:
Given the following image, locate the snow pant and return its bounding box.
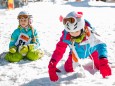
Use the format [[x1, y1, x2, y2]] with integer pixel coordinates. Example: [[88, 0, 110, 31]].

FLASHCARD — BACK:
[[5, 49, 43, 62], [64, 51, 100, 72], [64, 53, 74, 72], [89, 51, 100, 70], [5, 52, 23, 62]]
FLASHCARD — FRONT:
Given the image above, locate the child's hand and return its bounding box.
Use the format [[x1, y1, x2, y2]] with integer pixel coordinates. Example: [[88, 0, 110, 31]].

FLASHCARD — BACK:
[[48, 59, 59, 82], [27, 44, 35, 51], [37, 49, 44, 58], [9, 47, 16, 53], [99, 58, 112, 78], [19, 45, 28, 56]]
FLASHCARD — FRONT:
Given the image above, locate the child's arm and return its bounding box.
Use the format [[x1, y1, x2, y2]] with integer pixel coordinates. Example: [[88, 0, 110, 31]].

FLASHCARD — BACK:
[[9, 29, 19, 49], [9, 29, 19, 53], [48, 30, 69, 81], [93, 34, 112, 78], [51, 30, 69, 62]]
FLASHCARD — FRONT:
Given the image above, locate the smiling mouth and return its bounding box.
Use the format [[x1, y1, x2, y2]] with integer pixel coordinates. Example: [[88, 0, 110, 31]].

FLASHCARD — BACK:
[[22, 24, 25, 25]]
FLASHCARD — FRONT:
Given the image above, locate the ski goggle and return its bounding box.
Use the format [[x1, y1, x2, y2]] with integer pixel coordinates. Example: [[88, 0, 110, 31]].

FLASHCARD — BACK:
[[18, 15, 32, 19], [19, 18, 29, 22], [63, 17, 75, 25]]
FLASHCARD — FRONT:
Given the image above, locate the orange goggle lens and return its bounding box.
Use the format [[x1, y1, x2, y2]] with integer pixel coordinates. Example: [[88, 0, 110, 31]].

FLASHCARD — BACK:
[[18, 15, 31, 19], [63, 17, 75, 25]]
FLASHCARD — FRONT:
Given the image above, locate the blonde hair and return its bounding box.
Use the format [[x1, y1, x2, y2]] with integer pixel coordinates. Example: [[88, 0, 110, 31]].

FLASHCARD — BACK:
[[29, 25, 36, 43]]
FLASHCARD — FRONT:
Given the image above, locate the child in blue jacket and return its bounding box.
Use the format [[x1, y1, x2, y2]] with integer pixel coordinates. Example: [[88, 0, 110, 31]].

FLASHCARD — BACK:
[[48, 11, 112, 82], [5, 11, 43, 62]]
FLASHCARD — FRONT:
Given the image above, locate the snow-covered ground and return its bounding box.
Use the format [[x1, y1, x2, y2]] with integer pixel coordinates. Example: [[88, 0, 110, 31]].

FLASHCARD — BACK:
[[0, 0, 115, 86]]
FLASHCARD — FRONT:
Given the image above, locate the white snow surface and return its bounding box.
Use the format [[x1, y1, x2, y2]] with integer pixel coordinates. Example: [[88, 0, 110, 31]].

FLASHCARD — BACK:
[[0, 0, 115, 86]]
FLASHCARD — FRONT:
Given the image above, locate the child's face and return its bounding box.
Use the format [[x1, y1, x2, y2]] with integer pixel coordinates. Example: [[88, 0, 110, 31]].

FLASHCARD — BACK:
[[19, 17, 29, 28], [69, 30, 81, 37]]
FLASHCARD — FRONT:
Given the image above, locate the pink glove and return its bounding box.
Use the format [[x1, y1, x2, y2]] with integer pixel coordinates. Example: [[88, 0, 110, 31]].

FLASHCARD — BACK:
[[99, 58, 112, 78], [48, 59, 61, 82]]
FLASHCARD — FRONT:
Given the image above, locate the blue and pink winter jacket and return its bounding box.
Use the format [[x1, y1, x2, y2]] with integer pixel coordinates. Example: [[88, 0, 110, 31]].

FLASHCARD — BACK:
[[51, 25, 108, 63]]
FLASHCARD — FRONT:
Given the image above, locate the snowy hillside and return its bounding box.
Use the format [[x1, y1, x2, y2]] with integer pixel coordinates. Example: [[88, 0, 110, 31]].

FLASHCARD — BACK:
[[0, 1, 115, 86]]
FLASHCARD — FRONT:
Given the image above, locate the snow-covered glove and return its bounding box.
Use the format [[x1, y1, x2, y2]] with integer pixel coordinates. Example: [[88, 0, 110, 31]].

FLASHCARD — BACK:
[[48, 59, 61, 82], [37, 49, 44, 58], [99, 58, 112, 78], [9, 46, 17, 53], [27, 44, 35, 51], [18, 45, 28, 56]]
